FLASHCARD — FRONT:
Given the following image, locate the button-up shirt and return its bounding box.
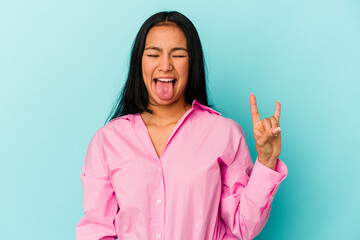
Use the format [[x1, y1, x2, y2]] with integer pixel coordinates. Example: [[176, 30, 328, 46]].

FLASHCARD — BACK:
[[76, 100, 287, 240]]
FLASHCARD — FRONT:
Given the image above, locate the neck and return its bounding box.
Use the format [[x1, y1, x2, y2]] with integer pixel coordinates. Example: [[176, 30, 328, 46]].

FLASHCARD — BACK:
[[141, 99, 192, 126]]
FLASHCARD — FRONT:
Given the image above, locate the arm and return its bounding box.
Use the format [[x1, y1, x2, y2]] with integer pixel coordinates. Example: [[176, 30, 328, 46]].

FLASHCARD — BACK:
[[220, 128, 287, 240], [220, 93, 287, 239], [76, 131, 118, 240]]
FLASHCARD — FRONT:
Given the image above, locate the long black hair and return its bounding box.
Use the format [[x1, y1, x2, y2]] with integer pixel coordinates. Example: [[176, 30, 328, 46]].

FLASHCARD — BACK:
[[106, 11, 210, 123]]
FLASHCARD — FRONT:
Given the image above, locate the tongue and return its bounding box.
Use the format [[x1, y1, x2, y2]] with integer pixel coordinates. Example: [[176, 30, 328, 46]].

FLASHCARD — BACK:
[[155, 80, 173, 100]]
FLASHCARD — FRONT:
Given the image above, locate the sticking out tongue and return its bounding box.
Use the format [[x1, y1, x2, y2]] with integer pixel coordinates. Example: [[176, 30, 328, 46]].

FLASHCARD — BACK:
[[155, 80, 174, 100]]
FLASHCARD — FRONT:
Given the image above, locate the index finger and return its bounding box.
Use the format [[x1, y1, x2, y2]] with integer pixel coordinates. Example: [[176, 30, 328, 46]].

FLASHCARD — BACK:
[[250, 93, 261, 125], [274, 100, 281, 121]]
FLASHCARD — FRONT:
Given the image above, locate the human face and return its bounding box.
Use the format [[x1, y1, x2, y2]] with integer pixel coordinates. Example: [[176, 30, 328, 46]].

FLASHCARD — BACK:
[[142, 24, 189, 107]]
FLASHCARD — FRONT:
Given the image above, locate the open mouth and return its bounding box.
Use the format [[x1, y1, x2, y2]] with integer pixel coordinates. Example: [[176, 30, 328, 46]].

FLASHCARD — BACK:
[[154, 78, 177, 85]]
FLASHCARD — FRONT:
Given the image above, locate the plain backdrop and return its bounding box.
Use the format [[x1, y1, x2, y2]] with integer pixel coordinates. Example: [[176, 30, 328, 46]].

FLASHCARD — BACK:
[[1, 0, 359, 239]]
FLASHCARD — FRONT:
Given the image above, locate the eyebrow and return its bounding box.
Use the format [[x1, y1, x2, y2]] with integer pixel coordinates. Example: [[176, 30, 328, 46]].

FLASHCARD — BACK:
[[144, 46, 188, 52]]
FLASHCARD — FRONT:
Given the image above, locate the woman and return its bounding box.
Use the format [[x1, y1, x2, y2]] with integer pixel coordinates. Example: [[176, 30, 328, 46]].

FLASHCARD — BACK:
[[76, 11, 287, 240]]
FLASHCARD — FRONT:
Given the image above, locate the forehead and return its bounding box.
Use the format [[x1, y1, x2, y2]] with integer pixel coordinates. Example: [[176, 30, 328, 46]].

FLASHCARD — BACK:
[[145, 24, 187, 47]]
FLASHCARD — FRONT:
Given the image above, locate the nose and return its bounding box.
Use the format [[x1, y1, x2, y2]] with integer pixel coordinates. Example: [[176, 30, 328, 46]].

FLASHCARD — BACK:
[[158, 55, 173, 72]]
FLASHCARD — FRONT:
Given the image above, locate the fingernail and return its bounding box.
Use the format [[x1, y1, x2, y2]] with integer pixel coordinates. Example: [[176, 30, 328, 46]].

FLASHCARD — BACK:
[[272, 127, 281, 135]]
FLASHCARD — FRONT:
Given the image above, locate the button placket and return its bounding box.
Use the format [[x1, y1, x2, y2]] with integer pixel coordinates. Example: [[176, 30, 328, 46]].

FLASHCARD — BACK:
[[153, 162, 165, 239]]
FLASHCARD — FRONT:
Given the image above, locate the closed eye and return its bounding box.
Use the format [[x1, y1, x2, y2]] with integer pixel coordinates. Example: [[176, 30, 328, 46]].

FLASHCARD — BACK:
[[147, 55, 159, 57], [173, 55, 187, 58]]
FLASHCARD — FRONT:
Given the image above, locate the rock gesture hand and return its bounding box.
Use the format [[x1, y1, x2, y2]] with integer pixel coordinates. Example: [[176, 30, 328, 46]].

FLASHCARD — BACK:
[[250, 93, 281, 170]]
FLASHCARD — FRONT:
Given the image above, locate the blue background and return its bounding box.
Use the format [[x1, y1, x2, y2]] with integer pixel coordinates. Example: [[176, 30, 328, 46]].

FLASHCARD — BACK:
[[1, 0, 359, 239]]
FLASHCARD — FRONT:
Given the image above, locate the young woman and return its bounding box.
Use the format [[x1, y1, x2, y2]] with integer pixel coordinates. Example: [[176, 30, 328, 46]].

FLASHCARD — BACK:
[[76, 11, 287, 240]]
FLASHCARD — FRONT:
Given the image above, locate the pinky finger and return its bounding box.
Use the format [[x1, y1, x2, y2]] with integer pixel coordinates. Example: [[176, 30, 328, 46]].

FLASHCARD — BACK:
[[274, 101, 281, 121]]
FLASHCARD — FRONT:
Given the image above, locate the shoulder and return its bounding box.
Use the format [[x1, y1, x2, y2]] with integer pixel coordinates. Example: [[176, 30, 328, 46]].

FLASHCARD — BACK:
[[105, 114, 136, 129], [192, 100, 245, 137], [90, 114, 138, 142]]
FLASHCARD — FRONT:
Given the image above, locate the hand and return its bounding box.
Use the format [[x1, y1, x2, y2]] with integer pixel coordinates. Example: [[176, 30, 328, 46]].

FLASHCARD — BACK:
[[250, 93, 281, 170]]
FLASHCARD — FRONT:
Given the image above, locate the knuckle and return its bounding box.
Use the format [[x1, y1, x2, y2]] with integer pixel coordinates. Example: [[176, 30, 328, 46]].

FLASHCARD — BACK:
[[270, 116, 277, 122], [261, 118, 271, 129], [261, 118, 269, 123], [270, 118, 278, 126]]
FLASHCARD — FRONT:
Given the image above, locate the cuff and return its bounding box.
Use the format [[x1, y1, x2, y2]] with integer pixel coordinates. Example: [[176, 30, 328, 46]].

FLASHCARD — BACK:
[[243, 158, 287, 205]]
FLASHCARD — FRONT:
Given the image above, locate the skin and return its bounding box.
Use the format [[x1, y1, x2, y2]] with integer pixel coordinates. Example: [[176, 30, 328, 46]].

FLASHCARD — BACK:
[[140, 24, 191, 158], [140, 23, 282, 168], [141, 24, 190, 121], [250, 93, 281, 170]]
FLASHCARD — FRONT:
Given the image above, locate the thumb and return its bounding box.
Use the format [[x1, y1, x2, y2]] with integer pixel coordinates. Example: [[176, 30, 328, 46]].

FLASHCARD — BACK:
[[257, 127, 281, 146]]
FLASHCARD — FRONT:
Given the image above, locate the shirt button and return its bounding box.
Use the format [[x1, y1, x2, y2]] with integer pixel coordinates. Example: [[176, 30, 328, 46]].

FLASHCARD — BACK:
[[156, 233, 161, 238], [158, 167, 161, 171], [156, 199, 162, 204]]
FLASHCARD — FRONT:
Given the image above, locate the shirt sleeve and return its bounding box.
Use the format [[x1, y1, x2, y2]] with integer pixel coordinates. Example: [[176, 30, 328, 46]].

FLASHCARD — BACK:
[[220, 125, 287, 240], [76, 131, 118, 240]]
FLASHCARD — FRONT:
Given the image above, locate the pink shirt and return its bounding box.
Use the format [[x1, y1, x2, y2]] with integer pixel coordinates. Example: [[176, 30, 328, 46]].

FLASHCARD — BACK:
[[76, 100, 287, 240]]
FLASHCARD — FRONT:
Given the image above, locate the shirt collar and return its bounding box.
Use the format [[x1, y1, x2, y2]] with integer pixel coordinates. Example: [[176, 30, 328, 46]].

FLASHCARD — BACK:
[[191, 99, 221, 115], [111, 99, 221, 123]]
